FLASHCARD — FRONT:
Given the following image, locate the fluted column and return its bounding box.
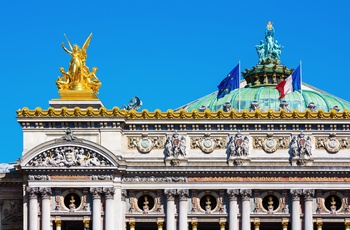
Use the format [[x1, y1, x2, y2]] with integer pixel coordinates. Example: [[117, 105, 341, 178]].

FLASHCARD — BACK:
[[227, 189, 239, 230], [121, 189, 127, 230], [164, 189, 177, 230], [27, 187, 39, 230], [290, 189, 302, 230], [55, 220, 61, 230], [240, 189, 252, 230], [177, 189, 189, 230], [40, 187, 52, 230], [90, 187, 102, 230], [303, 189, 315, 230], [104, 187, 115, 230]]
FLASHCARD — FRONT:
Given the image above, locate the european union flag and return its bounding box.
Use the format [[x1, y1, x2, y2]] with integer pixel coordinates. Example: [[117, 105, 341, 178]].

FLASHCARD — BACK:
[[217, 64, 240, 100]]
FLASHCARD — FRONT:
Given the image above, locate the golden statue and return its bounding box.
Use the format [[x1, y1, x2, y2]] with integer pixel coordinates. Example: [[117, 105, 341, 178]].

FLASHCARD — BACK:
[[56, 33, 101, 100]]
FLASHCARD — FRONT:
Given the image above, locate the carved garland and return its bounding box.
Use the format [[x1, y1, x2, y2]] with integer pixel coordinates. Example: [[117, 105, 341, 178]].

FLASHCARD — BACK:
[[190, 135, 226, 153], [128, 136, 164, 153], [253, 135, 289, 153]]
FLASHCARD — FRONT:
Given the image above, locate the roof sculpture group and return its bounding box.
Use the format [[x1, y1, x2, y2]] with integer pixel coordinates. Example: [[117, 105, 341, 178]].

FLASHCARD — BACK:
[[56, 34, 102, 100]]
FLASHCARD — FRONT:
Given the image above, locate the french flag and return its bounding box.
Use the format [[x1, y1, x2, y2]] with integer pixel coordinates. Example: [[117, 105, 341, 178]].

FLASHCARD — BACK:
[[276, 65, 301, 99]]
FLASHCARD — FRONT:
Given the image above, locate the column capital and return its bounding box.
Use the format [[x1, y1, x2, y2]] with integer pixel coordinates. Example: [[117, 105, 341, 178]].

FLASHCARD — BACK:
[[27, 187, 39, 199], [177, 189, 189, 201], [129, 221, 136, 228], [303, 189, 315, 201], [90, 187, 103, 199], [219, 221, 226, 228], [83, 220, 90, 228], [164, 189, 177, 201], [240, 189, 252, 201], [316, 221, 323, 228], [282, 221, 289, 228], [191, 222, 198, 228], [103, 187, 115, 199], [345, 222, 350, 228], [227, 189, 240, 201], [55, 220, 62, 227], [39, 187, 52, 199], [290, 189, 302, 201], [157, 221, 163, 228]]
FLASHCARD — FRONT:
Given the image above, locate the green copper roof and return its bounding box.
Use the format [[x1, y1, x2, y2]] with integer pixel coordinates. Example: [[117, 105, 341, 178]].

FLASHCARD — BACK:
[[180, 84, 350, 112]]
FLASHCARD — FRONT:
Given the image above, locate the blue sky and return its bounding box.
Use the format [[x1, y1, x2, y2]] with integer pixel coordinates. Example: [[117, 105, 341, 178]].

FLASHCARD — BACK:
[[1, 0, 350, 163]]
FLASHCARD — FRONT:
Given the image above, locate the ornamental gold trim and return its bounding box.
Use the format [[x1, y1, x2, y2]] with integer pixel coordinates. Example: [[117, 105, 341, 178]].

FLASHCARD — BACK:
[[17, 107, 350, 119]]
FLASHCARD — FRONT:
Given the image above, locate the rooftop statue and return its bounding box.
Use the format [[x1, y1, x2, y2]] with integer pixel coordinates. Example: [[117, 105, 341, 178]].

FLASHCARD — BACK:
[[255, 22, 284, 64], [56, 33, 101, 94]]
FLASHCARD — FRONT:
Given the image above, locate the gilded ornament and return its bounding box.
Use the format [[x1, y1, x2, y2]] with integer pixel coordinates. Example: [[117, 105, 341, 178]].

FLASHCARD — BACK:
[[56, 33, 101, 100]]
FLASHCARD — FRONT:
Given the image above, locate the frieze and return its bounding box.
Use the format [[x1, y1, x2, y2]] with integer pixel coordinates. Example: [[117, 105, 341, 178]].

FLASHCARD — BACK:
[[26, 146, 113, 167], [315, 133, 349, 153], [253, 134, 288, 153], [50, 175, 91, 180], [128, 135, 164, 153], [122, 176, 187, 183], [188, 177, 350, 182], [91, 175, 113, 180], [190, 134, 225, 153], [28, 175, 50, 180]]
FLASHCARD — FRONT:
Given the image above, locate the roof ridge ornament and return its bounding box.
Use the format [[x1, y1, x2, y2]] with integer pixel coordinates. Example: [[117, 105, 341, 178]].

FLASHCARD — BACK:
[[55, 128, 82, 143]]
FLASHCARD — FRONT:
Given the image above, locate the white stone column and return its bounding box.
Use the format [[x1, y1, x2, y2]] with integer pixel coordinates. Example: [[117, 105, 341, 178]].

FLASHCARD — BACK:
[[240, 189, 252, 230], [104, 187, 115, 230], [40, 187, 52, 230], [55, 220, 62, 230], [90, 187, 102, 230], [290, 189, 302, 230], [27, 187, 38, 230], [121, 189, 127, 230], [164, 189, 177, 230], [227, 189, 239, 230], [177, 189, 189, 230], [303, 189, 315, 230]]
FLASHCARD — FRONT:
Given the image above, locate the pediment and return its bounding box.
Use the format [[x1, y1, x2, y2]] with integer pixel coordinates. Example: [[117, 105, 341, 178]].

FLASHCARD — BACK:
[[21, 129, 119, 168]]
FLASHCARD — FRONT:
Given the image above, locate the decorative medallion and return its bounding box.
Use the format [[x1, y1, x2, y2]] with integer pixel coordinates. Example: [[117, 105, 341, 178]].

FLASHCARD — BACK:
[[315, 134, 348, 153], [128, 135, 164, 153], [191, 134, 225, 153], [253, 134, 288, 153]]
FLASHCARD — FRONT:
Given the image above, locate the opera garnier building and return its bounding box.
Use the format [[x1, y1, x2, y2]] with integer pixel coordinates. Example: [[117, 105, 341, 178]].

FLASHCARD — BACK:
[[3, 22, 350, 230]]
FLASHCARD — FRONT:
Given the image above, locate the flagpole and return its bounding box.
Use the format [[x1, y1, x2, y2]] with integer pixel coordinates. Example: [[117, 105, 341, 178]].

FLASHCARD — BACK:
[[238, 60, 241, 112], [300, 60, 303, 111]]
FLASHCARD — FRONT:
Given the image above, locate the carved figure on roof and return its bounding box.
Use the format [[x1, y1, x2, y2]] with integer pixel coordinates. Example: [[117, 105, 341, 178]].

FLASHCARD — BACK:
[[255, 40, 266, 64], [223, 102, 232, 112], [307, 102, 317, 112], [276, 100, 291, 112], [122, 96, 143, 111], [57, 33, 101, 94], [249, 100, 260, 112]]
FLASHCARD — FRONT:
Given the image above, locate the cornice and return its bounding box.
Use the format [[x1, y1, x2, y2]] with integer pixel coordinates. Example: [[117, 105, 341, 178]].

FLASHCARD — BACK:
[[16, 107, 350, 120]]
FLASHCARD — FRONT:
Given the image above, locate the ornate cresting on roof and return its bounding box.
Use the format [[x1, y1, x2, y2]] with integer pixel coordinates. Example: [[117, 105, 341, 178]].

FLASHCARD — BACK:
[[16, 107, 350, 119], [56, 33, 102, 100], [243, 22, 292, 87]]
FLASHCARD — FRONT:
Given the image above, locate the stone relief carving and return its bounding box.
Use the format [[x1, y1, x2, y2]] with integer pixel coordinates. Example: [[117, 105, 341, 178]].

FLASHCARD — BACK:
[[128, 135, 164, 153], [55, 128, 82, 143], [122, 176, 187, 183], [191, 134, 225, 153], [28, 175, 50, 180], [227, 132, 250, 157], [2, 200, 23, 228], [91, 175, 113, 180], [253, 134, 288, 153], [164, 133, 186, 157], [290, 132, 312, 159], [26, 146, 112, 167], [315, 133, 349, 153]]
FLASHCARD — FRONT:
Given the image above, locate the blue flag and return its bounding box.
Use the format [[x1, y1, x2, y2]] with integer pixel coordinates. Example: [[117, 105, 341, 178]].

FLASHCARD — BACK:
[[217, 64, 240, 100]]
